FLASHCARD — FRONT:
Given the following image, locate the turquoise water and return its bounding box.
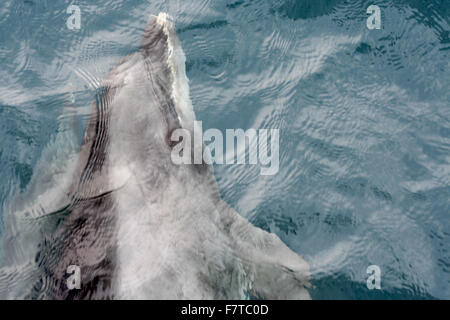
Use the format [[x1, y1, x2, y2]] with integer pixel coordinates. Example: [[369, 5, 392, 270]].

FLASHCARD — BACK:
[[0, 0, 449, 299]]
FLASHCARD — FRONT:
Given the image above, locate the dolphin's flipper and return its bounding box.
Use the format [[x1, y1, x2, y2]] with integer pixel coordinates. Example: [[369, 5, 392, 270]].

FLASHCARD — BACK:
[[220, 202, 311, 299]]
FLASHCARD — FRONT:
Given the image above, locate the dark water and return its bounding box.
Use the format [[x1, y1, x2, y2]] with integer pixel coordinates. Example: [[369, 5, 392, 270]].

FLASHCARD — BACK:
[[0, 0, 449, 299]]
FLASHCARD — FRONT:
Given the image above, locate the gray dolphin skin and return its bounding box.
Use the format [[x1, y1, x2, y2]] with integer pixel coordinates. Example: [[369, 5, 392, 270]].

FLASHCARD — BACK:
[[0, 13, 310, 299]]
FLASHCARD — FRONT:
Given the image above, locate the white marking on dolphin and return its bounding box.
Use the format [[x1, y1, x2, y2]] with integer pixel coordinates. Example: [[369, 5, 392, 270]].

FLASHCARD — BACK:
[[0, 13, 310, 300]]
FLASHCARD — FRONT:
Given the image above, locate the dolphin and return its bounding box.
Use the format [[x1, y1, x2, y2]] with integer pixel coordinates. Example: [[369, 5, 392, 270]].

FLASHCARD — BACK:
[[0, 13, 310, 300]]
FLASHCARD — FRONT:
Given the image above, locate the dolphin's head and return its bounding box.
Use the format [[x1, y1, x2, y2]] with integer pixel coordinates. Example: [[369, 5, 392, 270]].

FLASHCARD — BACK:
[[108, 13, 194, 155], [140, 13, 196, 139], [74, 13, 212, 199]]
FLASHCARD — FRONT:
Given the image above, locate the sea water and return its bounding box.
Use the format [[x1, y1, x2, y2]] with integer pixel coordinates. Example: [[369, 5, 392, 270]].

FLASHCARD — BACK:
[[0, 0, 448, 299]]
